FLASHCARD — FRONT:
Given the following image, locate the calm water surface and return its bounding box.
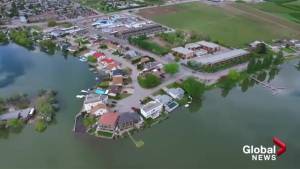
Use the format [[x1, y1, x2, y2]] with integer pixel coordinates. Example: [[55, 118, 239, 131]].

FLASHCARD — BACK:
[[0, 44, 299, 169]]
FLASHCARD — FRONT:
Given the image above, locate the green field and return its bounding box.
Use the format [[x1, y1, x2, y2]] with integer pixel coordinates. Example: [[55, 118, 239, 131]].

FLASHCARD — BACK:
[[139, 2, 300, 47], [253, 0, 300, 24]]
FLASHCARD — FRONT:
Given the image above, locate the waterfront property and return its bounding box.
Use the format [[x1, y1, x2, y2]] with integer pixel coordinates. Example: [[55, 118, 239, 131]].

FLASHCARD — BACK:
[[0, 108, 35, 121], [89, 103, 109, 116], [97, 112, 119, 131], [140, 101, 163, 119], [165, 87, 185, 100], [83, 93, 109, 111], [112, 76, 124, 86], [154, 95, 179, 113], [196, 49, 250, 67], [117, 112, 142, 131]]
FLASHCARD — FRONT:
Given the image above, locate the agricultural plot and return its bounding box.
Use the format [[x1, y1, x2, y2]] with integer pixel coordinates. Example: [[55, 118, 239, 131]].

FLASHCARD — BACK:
[[253, 0, 300, 24], [139, 2, 300, 47]]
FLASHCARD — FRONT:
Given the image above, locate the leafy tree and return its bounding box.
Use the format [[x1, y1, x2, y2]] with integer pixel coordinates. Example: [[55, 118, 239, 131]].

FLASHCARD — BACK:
[[163, 63, 180, 75], [0, 31, 8, 44], [217, 70, 241, 97], [129, 35, 169, 55], [0, 98, 7, 114], [36, 97, 55, 120], [295, 61, 300, 71], [47, 20, 57, 27], [99, 44, 108, 49], [255, 43, 267, 54], [247, 58, 256, 73], [87, 56, 97, 63], [39, 39, 56, 54], [182, 77, 205, 99], [273, 51, 284, 65], [35, 119, 47, 132], [10, 2, 19, 17], [9, 29, 34, 49], [6, 93, 30, 109], [240, 78, 250, 92], [138, 73, 161, 88], [227, 70, 240, 81], [7, 119, 24, 131], [83, 116, 97, 128]]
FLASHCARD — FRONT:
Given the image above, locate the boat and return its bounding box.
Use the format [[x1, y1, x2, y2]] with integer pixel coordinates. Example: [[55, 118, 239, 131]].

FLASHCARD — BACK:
[[184, 104, 190, 108], [81, 90, 88, 93], [76, 95, 85, 99], [79, 57, 87, 62]]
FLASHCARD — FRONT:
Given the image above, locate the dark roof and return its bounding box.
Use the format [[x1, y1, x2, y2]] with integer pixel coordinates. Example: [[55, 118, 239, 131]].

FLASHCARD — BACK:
[[109, 85, 122, 94], [117, 112, 140, 126], [0, 108, 34, 121], [112, 69, 124, 76]]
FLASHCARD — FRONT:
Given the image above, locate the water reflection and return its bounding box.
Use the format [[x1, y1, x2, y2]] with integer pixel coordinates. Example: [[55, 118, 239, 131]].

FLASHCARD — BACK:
[[0, 51, 32, 88], [188, 99, 203, 113], [295, 61, 300, 71]]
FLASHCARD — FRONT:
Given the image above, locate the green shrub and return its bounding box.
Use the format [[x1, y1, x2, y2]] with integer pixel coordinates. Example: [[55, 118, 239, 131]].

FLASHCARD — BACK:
[[138, 73, 161, 88]]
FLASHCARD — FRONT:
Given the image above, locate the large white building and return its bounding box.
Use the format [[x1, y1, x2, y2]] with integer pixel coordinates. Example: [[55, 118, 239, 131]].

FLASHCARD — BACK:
[[140, 101, 163, 119], [83, 94, 108, 112]]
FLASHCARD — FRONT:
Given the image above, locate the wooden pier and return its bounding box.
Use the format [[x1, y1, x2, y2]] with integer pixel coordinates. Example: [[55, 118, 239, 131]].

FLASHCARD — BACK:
[[250, 76, 285, 95]]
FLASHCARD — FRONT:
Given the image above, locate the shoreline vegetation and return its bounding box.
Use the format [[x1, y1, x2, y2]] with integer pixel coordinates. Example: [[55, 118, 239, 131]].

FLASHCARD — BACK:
[[0, 89, 59, 139]]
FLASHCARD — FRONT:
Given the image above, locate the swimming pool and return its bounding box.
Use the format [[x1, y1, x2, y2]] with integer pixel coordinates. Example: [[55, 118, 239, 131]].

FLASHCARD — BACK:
[[95, 89, 108, 95]]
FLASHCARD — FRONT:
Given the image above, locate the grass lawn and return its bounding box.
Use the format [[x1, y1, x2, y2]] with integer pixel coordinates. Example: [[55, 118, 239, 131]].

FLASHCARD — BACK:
[[253, 0, 300, 24], [97, 131, 113, 137], [139, 2, 300, 47], [282, 47, 296, 53]]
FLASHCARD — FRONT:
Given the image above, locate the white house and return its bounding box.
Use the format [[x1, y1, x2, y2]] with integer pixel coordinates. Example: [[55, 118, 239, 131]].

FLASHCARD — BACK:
[[166, 88, 185, 100], [140, 101, 163, 119], [83, 94, 108, 112], [89, 103, 108, 116]]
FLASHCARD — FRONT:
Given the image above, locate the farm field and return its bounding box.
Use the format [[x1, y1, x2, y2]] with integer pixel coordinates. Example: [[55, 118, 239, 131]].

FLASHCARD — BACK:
[[78, 0, 165, 13], [138, 2, 300, 47], [252, 0, 300, 24]]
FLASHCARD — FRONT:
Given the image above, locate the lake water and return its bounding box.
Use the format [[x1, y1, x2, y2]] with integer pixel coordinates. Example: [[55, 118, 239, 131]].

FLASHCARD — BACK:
[[0, 44, 299, 169]]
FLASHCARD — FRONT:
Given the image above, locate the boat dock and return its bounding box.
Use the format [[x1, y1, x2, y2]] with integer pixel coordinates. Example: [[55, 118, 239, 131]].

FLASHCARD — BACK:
[[250, 76, 285, 95]]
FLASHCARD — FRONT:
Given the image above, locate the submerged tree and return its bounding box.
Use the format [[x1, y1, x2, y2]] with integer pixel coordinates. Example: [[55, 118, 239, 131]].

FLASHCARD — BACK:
[[295, 61, 300, 71]]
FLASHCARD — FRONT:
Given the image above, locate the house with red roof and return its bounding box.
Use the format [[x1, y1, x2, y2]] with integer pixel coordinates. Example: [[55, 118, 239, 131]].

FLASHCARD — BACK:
[[101, 58, 115, 66], [93, 52, 105, 60], [97, 112, 119, 131]]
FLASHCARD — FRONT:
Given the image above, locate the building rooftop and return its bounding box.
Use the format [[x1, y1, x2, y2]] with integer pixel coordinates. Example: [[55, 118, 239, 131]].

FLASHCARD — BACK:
[[0, 108, 34, 121], [141, 101, 162, 112], [172, 47, 194, 55], [185, 42, 200, 49], [90, 103, 108, 115], [154, 95, 173, 105], [117, 112, 140, 126], [197, 49, 249, 65], [197, 41, 220, 48], [99, 112, 119, 126], [112, 69, 124, 77], [84, 93, 108, 104], [112, 76, 123, 85], [167, 88, 185, 96]]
